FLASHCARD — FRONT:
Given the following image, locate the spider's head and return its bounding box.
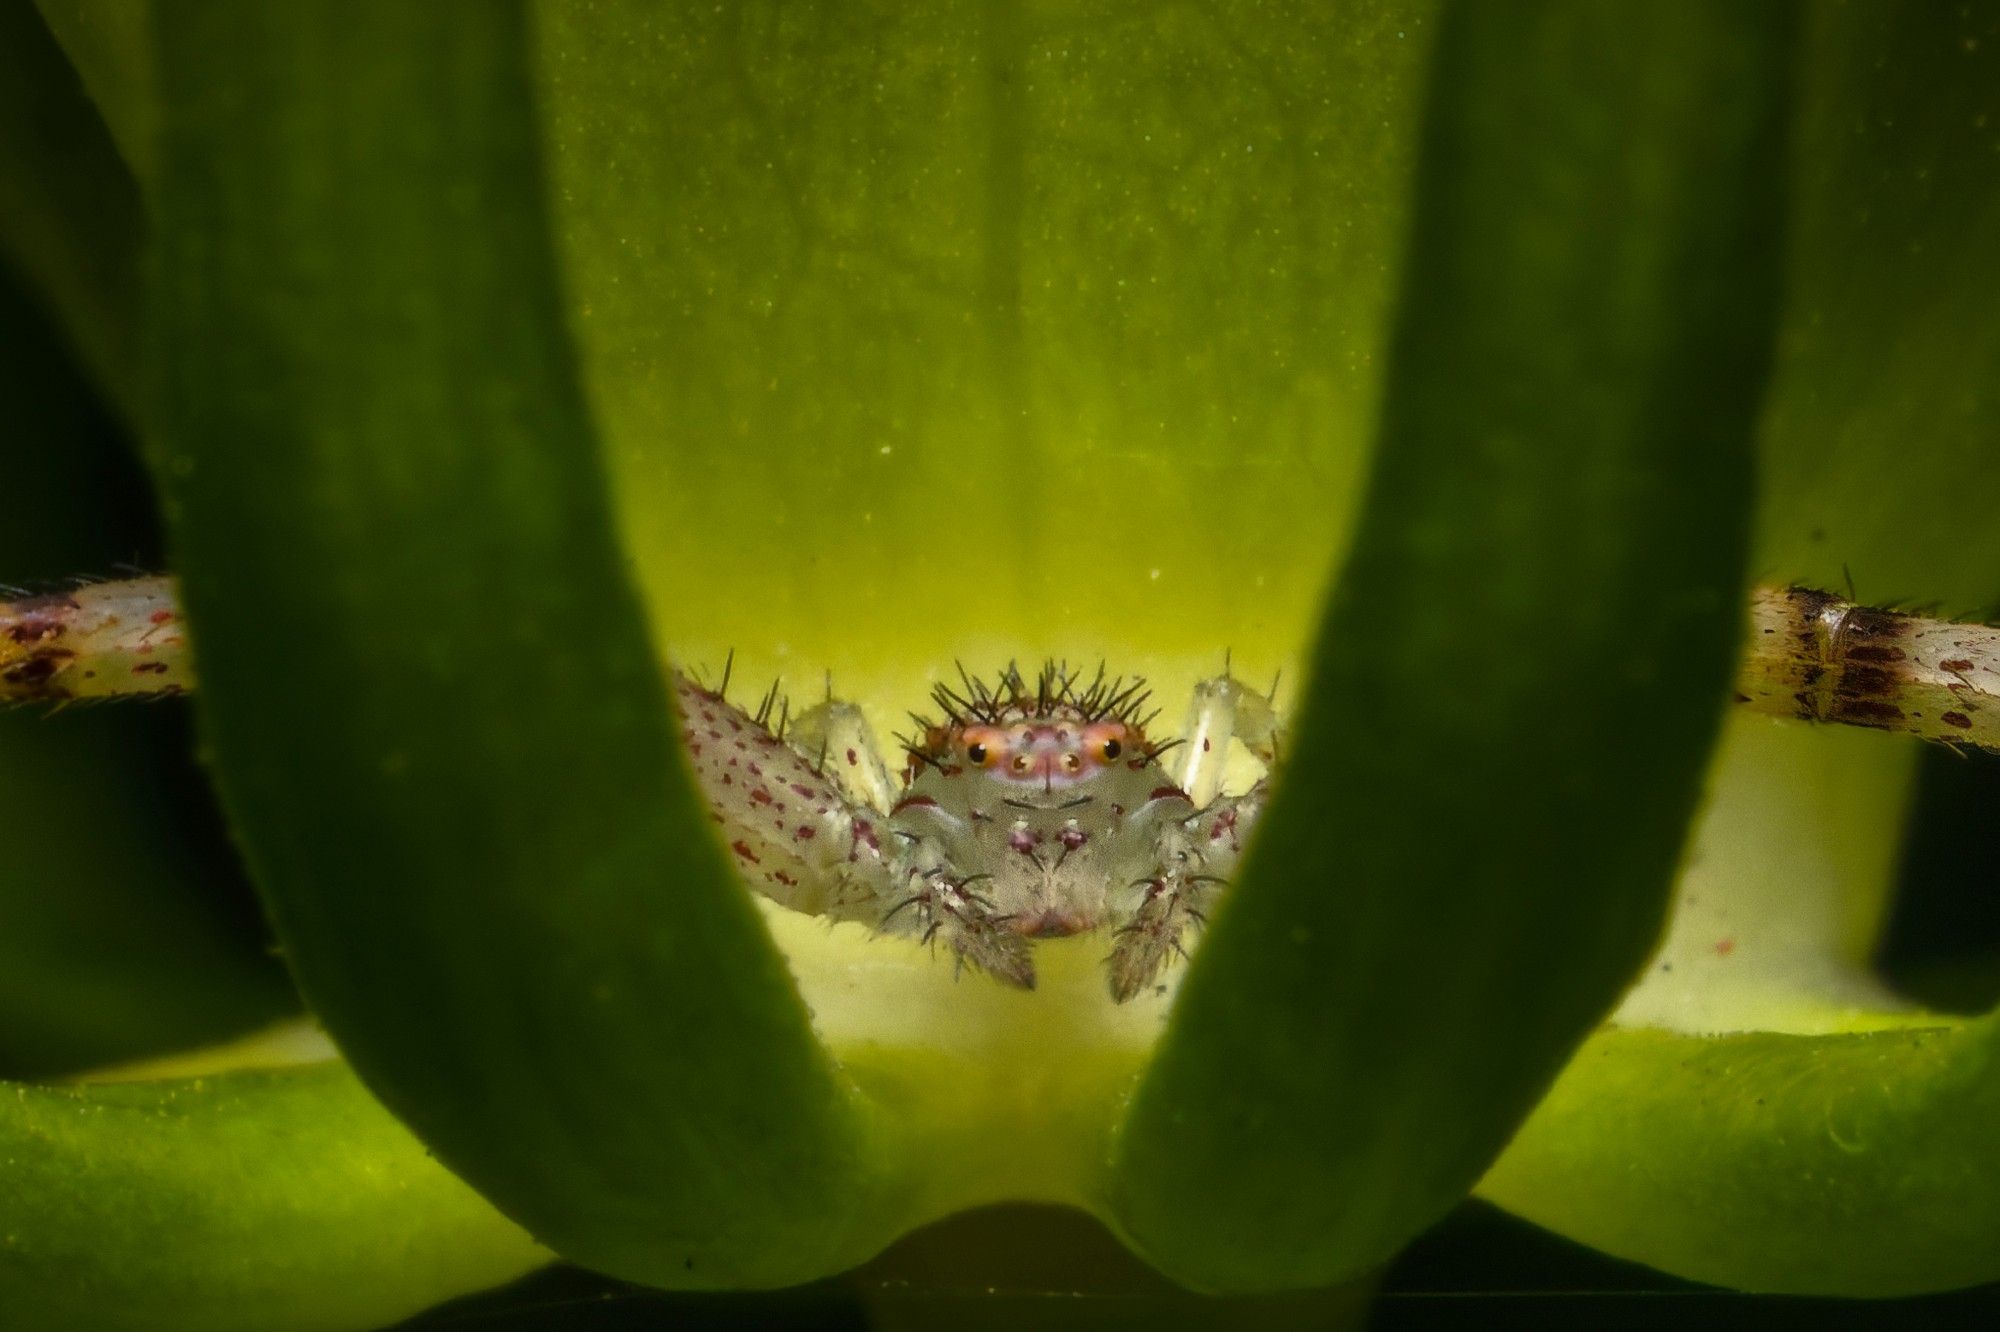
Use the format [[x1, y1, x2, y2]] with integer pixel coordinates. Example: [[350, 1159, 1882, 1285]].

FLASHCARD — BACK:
[[904, 661, 1163, 788], [948, 716, 1139, 788]]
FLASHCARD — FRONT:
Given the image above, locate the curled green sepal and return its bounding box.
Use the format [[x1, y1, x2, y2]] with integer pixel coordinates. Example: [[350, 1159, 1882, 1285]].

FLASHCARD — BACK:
[[0, 1058, 547, 1332], [149, 0, 891, 1285], [1105, 0, 1797, 1291], [1479, 1017, 2000, 1295]]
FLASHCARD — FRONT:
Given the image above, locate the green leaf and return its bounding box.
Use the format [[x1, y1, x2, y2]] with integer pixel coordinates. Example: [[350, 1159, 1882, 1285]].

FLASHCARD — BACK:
[[532, 0, 1434, 712], [1105, 0, 1795, 1291], [0, 1053, 545, 1332], [32, 0, 155, 190], [1476, 2, 2000, 1294], [1754, 0, 2000, 612], [149, 0, 888, 1285], [0, 0, 142, 420], [1478, 1018, 2000, 1296], [0, 258, 291, 1077]]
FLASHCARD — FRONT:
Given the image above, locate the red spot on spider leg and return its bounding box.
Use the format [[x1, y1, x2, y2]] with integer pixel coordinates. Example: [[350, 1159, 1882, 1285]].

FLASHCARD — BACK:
[[846, 747, 859, 766], [1147, 785, 1189, 803], [3, 649, 76, 689], [750, 787, 774, 805], [1834, 699, 1904, 725], [1714, 938, 1735, 957], [150, 609, 174, 624], [794, 825, 817, 841], [132, 661, 170, 675], [891, 795, 938, 814], [789, 782, 817, 800], [4, 616, 64, 645], [1943, 711, 1974, 730], [731, 840, 760, 863], [1941, 658, 1975, 673]]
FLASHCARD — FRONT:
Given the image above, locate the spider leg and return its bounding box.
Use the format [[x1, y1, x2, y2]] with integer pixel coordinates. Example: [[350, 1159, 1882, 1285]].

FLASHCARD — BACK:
[[886, 863, 1034, 989], [1107, 665, 1284, 1001], [2, 576, 188, 702], [1104, 782, 1268, 1002], [669, 669, 896, 920], [1174, 664, 1283, 810], [879, 807, 1035, 989], [785, 684, 899, 813]]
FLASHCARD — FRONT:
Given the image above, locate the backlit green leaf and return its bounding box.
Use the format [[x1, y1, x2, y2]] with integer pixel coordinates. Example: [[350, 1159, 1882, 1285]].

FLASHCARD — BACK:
[[1108, 0, 1795, 1290], [0, 1052, 544, 1331], [149, 0, 888, 1286]]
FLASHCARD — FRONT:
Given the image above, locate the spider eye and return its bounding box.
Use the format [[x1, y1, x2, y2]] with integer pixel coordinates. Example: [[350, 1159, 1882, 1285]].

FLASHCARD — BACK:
[[1100, 738, 1122, 761], [966, 742, 988, 765]]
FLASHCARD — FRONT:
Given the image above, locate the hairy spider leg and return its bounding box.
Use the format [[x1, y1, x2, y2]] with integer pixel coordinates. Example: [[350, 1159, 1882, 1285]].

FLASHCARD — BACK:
[[1, 575, 186, 702], [1105, 668, 1282, 1001], [1175, 668, 1282, 810], [785, 691, 900, 814]]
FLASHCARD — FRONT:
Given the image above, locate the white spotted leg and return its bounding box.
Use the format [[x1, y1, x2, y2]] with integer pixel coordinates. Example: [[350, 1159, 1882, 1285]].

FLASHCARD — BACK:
[[785, 685, 900, 813], [1108, 669, 1282, 1001], [1174, 665, 1282, 810]]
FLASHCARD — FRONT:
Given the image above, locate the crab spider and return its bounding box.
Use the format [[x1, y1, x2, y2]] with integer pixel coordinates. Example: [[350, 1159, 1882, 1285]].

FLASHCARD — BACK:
[[11, 575, 2000, 1000], [672, 658, 1280, 1001]]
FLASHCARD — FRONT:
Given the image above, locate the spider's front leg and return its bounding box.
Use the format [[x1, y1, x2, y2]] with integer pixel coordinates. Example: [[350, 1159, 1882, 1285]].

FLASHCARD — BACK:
[[684, 675, 1031, 988], [1106, 668, 1280, 1002], [877, 800, 1035, 989], [788, 687, 1028, 983], [670, 670, 899, 921]]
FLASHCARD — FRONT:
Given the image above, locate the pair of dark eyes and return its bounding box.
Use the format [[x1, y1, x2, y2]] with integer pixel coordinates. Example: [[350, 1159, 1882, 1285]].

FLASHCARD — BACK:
[[965, 738, 1121, 763]]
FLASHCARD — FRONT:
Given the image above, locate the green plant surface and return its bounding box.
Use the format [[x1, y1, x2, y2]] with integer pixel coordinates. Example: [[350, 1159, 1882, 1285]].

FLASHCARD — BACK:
[[1480, 1019, 2000, 1296], [0, 258, 293, 1077], [0, 0, 141, 418], [1474, 1, 2000, 1291], [0, 0, 1997, 1324], [0, 1054, 546, 1332], [148, 0, 902, 1289], [1103, 0, 1791, 1291], [532, 0, 1433, 716], [31, 0, 154, 190]]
